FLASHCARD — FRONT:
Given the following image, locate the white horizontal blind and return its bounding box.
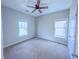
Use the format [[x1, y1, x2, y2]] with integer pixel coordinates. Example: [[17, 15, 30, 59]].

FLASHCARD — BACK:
[[18, 21, 28, 36], [54, 20, 67, 38]]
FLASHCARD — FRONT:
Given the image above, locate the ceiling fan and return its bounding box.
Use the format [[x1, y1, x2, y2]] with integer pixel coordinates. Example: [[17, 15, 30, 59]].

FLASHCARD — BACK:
[[27, 0, 48, 13]]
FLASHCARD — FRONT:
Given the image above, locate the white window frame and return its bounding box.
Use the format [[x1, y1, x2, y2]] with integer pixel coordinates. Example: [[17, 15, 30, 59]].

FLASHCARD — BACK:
[[18, 21, 28, 36], [54, 18, 68, 38]]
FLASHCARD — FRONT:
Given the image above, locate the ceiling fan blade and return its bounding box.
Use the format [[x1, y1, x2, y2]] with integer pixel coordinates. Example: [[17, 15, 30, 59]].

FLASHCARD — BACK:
[[37, 0, 40, 6], [39, 6, 48, 9], [38, 9, 42, 13], [27, 5, 35, 8], [32, 9, 36, 13]]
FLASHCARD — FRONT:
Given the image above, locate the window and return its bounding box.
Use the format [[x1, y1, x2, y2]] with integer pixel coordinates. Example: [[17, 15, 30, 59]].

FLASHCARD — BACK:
[[54, 21, 67, 38], [18, 21, 28, 36]]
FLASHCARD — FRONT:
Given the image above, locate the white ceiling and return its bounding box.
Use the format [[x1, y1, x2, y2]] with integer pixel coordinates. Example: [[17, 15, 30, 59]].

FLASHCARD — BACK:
[[1, 0, 73, 16]]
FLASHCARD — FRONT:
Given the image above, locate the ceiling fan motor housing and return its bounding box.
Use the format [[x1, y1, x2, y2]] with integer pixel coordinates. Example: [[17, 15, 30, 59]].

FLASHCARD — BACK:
[[35, 4, 39, 9]]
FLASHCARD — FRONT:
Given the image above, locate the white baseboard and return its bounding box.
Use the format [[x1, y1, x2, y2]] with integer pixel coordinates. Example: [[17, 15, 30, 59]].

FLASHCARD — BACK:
[[3, 36, 35, 48], [37, 35, 67, 46], [3, 34, 67, 48]]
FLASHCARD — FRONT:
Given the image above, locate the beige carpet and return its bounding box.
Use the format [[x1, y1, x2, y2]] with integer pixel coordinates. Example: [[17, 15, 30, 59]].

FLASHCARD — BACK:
[[4, 38, 70, 59]]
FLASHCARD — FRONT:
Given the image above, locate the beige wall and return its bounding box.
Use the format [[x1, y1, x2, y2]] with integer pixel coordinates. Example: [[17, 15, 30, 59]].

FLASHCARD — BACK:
[[2, 6, 35, 48], [36, 9, 69, 45]]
